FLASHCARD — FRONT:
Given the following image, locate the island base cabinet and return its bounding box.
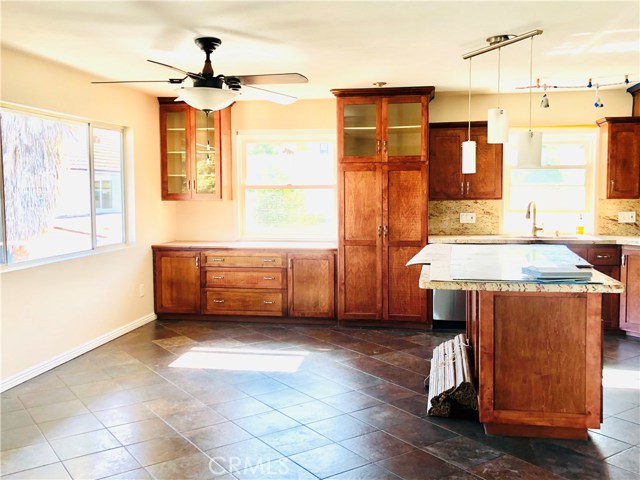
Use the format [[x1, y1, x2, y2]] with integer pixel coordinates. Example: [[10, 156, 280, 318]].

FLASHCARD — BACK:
[[474, 290, 602, 440]]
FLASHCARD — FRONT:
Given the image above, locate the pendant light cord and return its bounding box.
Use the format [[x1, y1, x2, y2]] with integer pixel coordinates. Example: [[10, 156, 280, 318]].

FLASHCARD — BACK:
[[497, 47, 501, 109], [528, 37, 533, 133], [468, 58, 472, 141]]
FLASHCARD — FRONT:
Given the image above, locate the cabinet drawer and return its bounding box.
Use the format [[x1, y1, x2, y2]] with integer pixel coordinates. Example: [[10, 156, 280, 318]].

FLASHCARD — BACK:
[[588, 247, 620, 266], [202, 251, 285, 268], [204, 269, 285, 289], [202, 289, 285, 316]]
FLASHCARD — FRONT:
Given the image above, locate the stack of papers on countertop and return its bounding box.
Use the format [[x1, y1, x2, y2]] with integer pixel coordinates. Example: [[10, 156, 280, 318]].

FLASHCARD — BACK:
[[521, 264, 593, 281]]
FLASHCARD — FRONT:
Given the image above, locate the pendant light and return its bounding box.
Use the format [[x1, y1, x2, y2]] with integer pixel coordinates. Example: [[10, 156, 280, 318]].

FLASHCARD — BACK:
[[487, 42, 509, 144], [462, 30, 544, 146], [517, 36, 542, 167], [461, 58, 476, 174]]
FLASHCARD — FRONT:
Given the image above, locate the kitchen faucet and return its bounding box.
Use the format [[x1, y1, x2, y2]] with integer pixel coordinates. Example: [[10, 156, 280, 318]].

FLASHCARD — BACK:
[[526, 201, 544, 237]]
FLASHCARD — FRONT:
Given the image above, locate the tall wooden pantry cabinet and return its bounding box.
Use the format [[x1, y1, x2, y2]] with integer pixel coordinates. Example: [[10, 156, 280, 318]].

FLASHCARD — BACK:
[[331, 87, 434, 324]]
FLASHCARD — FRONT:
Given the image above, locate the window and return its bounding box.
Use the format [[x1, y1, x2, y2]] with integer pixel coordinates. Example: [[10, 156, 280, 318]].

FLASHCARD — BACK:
[[0, 107, 126, 266], [503, 128, 596, 235], [237, 131, 337, 240]]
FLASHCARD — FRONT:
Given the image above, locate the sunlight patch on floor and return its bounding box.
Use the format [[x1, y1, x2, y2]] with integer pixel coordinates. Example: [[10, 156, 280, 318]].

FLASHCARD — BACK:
[[602, 367, 640, 390], [169, 347, 309, 372]]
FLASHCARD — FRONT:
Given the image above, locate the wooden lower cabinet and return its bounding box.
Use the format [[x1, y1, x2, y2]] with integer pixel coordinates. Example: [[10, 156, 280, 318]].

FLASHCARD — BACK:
[[288, 252, 335, 318], [153, 250, 201, 314], [620, 246, 640, 335], [152, 246, 336, 320], [338, 162, 427, 323], [567, 244, 621, 331], [471, 290, 602, 439]]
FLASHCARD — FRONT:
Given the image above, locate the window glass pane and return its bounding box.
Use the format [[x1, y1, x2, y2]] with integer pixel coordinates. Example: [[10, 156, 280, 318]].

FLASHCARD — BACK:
[[1, 110, 91, 263], [541, 142, 586, 166], [93, 127, 124, 247], [245, 141, 335, 186], [511, 169, 585, 186], [244, 188, 336, 239]]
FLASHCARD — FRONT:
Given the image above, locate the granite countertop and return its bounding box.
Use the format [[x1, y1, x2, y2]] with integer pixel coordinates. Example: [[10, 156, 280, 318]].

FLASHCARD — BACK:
[[153, 241, 337, 250], [410, 243, 624, 293], [428, 234, 640, 246]]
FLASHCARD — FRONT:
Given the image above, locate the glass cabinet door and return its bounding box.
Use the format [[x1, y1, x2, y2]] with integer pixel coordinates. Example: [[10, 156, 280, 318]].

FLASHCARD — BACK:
[[164, 109, 188, 196], [194, 111, 217, 196], [341, 100, 379, 161], [386, 100, 424, 160]]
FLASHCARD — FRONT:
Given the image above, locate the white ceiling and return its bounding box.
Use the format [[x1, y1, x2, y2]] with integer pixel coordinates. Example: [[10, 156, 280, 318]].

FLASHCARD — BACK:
[[1, 1, 639, 102]]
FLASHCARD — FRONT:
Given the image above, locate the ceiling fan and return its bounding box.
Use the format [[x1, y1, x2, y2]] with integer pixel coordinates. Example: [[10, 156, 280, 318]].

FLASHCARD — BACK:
[[93, 36, 308, 112]]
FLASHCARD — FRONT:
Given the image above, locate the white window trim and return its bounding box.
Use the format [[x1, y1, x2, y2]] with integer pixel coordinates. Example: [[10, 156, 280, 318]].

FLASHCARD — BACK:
[[235, 129, 337, 241]]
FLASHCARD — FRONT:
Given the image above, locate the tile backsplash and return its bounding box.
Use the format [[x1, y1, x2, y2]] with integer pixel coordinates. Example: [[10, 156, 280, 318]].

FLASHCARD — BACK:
[[428, 198, 639, 237], [429, 200, 501, 235], [597, 199, 640, 236]]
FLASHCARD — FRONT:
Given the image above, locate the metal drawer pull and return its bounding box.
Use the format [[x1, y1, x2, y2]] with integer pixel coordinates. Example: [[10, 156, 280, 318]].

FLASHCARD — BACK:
[[212, 275, 224, 279], [263, 276, 275, 280], [262, 258, 276, 263], [210, 257, 225, 262], [595, 254, 611, 259], [263, 300, 276, 304], [212, 299, 225, 303]]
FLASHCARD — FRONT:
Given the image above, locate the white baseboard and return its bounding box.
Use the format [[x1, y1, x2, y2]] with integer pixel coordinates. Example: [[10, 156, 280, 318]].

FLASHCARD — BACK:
[[1, 313, 157, 392]]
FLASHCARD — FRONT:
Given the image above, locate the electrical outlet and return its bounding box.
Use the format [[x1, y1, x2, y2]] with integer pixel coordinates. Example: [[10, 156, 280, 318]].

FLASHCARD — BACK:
[[460, 212, 476, 224], [139, 284, 145, 298], [618, 211, 636, 223]]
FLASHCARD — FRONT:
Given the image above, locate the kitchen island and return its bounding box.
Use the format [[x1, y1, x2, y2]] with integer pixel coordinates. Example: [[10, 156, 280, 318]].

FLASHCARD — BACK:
[[410, 244, 624, 440]]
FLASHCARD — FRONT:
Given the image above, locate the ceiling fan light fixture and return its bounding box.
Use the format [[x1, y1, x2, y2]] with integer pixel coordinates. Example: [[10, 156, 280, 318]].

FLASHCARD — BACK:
[[176, 87, 239, 112]]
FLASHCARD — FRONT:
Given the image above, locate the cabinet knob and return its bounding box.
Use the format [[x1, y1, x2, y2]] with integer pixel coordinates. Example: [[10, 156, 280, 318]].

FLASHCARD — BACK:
[[212, 299, 225, 303], [382, 140, 388, 154], [263, 258, 276, 263], [263, 276, 275, 280], [210, 257, 225, 262], [377, 225, 383, 237], [263, 300, 276, 304], [595, 254, 611, 259], [466, 181, 470, 195], [212, 275, 224, 279], [376, 139, 381, 154], [195, 256, 199, 268], [383, 225, 389, 236], [460, 182, 464, 195]]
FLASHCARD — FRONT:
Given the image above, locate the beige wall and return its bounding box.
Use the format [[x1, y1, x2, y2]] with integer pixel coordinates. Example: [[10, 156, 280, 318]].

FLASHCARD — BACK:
[[1, 48, 175, 384]]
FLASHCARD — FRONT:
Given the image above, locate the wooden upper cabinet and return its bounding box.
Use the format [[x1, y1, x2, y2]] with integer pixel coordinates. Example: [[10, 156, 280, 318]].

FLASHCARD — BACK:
[[332, 87, 434, 163], [153, 249, 201, 314], [429, 122, 503, 200], [159, 99, 231, 200], [597, 117, 640, 199]]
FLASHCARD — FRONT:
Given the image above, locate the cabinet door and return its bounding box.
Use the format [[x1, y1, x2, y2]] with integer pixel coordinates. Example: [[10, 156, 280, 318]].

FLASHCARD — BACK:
[[384, 96, 427, 163], [288, 252, 335, 318], [383, 164, 427, 322], [160, 104, 191, 200], [154, 250, 201, 314], [339, 164, 382, 319], [467, 127, 502, 199], [429, 128, 465, 199], [620, 247, 640, 334], [607, 123, 640, 199], [337, 97, 381, 163], [192, 110, 222, 199], [594, 265, 620, 331]]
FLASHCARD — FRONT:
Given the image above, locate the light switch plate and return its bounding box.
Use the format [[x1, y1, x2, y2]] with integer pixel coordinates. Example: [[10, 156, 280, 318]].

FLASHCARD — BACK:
[[618, 211, 636, 223], [460, 212, 476, 224]]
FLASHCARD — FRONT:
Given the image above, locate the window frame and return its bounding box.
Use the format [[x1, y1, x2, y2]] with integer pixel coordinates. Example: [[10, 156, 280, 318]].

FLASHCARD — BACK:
[[0, 104, 128, 270], [502, 126, 597, 235], [236, 130, 338, 241]]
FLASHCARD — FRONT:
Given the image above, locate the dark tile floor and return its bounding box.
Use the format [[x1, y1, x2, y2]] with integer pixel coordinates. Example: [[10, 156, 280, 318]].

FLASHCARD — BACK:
[[1, 321, 639, 479]]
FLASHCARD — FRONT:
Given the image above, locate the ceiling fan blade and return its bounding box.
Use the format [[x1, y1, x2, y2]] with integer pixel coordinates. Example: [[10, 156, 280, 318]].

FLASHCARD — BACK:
[[147, 59, 205, 80], [243, 84, 298, 105], [92, 78, 186, 84], [234, 73, 308, 86]]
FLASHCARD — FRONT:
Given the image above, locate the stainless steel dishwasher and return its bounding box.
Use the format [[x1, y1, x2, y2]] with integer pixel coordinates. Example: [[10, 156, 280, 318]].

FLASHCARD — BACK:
[[432, 289, 466, 329]]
